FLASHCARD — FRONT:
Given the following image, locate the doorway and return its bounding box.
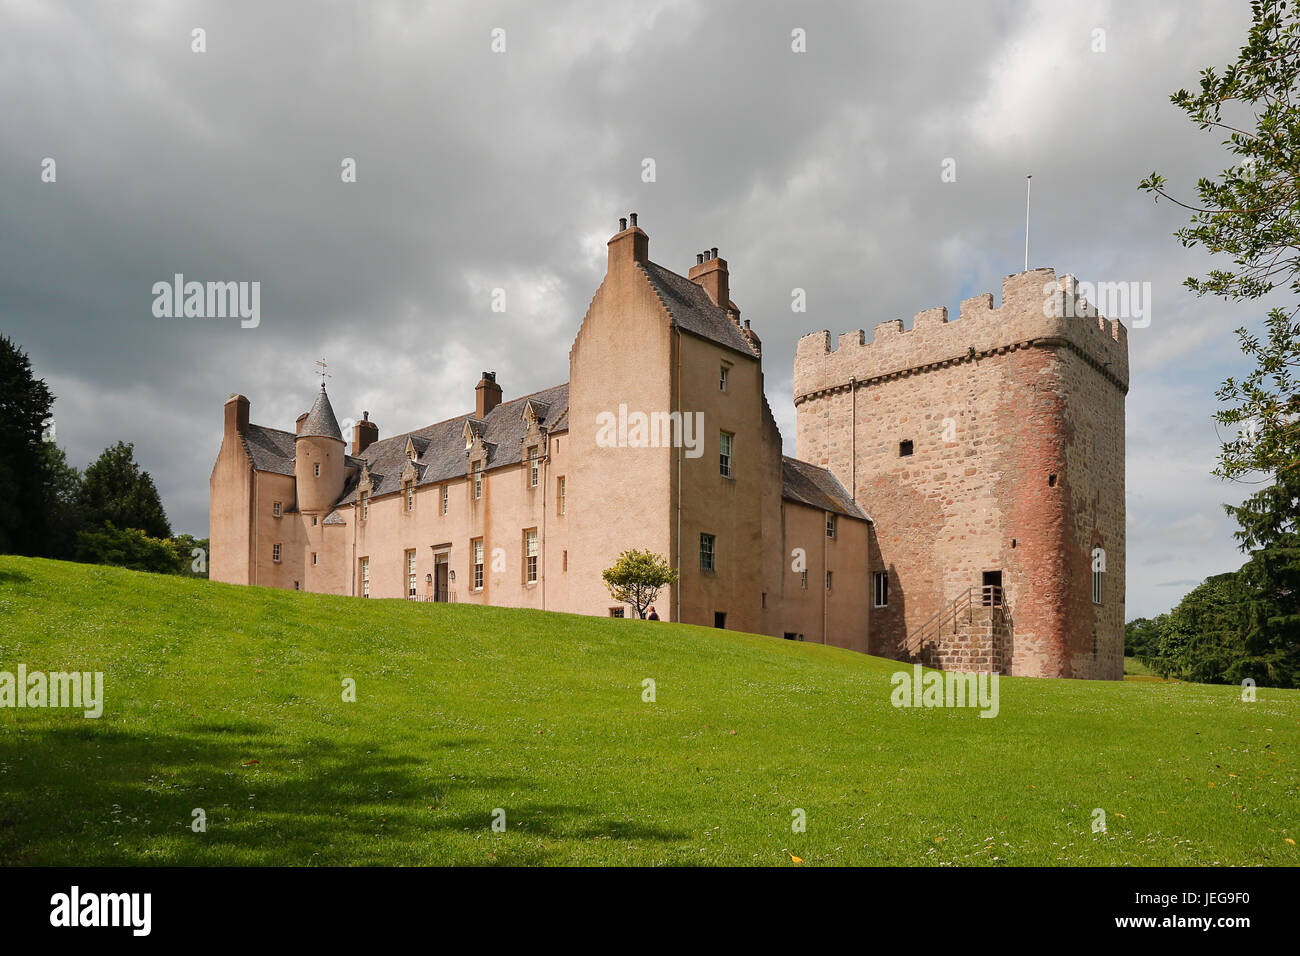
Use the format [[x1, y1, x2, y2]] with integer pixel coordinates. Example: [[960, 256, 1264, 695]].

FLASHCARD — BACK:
[[434, 553, 450, 602], [982, 570, 1003, 605]]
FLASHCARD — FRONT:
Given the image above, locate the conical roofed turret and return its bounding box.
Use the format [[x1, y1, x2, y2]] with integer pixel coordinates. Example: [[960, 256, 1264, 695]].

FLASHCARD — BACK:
[[299, 384, 343, 441]]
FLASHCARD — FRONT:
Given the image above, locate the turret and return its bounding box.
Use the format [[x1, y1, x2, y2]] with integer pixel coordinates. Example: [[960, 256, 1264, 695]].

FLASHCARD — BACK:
[[294, 385, 346, 514]]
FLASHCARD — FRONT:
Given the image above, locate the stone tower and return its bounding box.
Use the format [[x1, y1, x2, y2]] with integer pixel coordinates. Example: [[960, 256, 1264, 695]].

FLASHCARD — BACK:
[[794, 268, 1128, 679], [294, 384, 347, 514]]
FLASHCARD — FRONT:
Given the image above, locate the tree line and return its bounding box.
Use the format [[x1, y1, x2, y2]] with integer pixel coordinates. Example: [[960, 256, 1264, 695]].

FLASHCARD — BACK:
[[0, 334, 207, 576]]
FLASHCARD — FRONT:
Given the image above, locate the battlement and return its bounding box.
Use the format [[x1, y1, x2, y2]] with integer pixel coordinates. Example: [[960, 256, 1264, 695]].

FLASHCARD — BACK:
[[794, 268, 1129, 402]]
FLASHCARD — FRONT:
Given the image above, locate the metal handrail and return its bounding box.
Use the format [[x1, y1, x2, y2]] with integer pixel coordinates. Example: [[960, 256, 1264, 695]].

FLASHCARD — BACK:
[[902, 585, 1004, 657]]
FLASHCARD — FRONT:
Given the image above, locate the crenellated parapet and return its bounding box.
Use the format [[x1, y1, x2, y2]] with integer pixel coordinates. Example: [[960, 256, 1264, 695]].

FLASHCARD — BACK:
[[793, 268, 1129, 404]]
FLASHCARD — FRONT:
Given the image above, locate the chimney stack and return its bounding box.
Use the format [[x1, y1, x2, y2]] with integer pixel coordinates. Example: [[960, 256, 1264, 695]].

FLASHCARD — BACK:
[[688, 246, 730, 311], [353, 410, 379, 456], [224, 394, 249, 437], [295, 412, 308, 436], [607, 212, 648, 271], [475, 371, 502, 419]]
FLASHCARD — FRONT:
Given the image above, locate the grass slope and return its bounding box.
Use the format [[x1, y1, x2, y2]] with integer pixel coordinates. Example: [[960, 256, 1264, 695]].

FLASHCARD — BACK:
[[0, 555, 1296, 866]]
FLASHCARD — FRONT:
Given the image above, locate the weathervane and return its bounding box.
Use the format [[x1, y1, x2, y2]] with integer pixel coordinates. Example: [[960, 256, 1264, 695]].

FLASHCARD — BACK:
[[315, 359, 330, 389]]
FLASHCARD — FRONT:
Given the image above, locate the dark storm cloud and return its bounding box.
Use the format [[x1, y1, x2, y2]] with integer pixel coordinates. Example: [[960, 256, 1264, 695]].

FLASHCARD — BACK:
[[0, 0, 1266, 615]]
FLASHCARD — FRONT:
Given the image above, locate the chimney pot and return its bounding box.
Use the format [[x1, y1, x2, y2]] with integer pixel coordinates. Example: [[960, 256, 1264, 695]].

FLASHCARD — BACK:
[[696, 253, 704, 264], [629, 212, 638, 227], [619, 217, 627, 231], [711, 247, 718, 259]]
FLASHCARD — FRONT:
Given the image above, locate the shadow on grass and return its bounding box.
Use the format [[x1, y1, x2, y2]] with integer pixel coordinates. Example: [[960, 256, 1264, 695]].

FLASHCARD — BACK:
[[0, 721, 688, 865], [0, 570, 30, 584]]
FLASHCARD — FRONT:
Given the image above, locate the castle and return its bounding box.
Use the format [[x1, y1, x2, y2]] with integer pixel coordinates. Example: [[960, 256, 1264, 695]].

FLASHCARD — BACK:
[[210, 214, 1127, 679]]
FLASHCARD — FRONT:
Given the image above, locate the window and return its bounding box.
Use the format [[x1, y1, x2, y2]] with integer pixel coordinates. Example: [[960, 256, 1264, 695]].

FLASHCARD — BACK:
[[562, 549, 568, 572], [294, 581, 300, 590], [800, 570, 808, 590], [441, 485, 448, 515], [610, 607, 625, 618], [314, 462, 321, 477], [699, 533, 716, 572], [406, 549, 417, 597], [405, 481, 414, 512], [719, 432, 733, 478], [761, 592, 767, 609], [474, 462, 483, 500], [826, 513, 837, 539], [272, 501, 282, 518], [1049, 473, 1057, 487], [557, 476, 566, 515], [312, 516, 318, 526], [524, 529, 538, 584], [873, 571, 889, 607], [528, 446, 539, 487], [714, 612, 726, 629], [899, 440, 914, 457], [272, 543, 281, 563], [311, 552, 317, 566], [360, 492, 369, 520], [554, 438, 561, 453], [472, 538, 484, 590], [1092, 567, 1103, 605], [720, 365, 729, 392], [360, 557, 370, 598], [825, 571, 833, 590]]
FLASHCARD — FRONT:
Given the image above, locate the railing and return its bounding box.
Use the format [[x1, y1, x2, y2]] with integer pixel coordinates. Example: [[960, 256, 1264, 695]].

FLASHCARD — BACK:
[[406, 590, 457, 603], [902, 585, 1003, 659]]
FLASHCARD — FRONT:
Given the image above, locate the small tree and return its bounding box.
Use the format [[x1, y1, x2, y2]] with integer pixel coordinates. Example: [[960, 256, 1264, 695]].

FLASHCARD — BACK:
[[601, 549, 678, 619]]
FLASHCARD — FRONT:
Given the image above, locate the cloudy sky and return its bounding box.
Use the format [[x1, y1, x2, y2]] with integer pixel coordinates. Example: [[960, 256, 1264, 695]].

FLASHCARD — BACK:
[[0, 0, 1275, 618]]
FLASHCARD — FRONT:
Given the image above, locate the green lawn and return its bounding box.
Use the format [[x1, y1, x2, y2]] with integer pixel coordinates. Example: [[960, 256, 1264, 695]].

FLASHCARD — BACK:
[[0, 555, 1295, 866]]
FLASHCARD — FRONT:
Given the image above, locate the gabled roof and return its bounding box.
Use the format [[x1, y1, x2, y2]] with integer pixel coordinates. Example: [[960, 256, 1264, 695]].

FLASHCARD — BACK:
[[640, 260, 758, 358], [781, 456, 869, 520], [301, 386, 343, 441], [336, 382, 570, 504]]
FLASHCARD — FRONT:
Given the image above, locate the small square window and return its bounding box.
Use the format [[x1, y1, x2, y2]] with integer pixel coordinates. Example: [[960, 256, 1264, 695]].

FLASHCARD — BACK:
[[899, 440, 914, 457], [272, 501, 282, 518]]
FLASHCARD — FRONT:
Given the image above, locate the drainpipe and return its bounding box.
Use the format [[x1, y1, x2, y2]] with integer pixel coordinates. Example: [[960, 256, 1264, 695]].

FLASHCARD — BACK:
[[250, 465, 258, 587], [822, 512, 828, 644], [541, 433, 548, 611], [675, 328, 682, 624], [850, 377, 856, 502]]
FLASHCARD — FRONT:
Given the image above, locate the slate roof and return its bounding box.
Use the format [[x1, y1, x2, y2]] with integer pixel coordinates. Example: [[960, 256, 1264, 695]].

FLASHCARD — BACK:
[[640, 261, 758, 357], [781, 456, 869, 520], [243, 425, 297, 476], [335, 382, 570, 504], [301, 385, 344, 440]]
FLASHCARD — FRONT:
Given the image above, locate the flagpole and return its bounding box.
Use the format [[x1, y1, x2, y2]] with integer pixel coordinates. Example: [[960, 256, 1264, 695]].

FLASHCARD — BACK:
[[1024, 175, 1032, 273]]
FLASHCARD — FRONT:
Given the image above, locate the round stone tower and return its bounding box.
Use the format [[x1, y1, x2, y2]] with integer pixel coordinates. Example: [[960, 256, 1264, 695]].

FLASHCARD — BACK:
[[294, 384, 347, 514]]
